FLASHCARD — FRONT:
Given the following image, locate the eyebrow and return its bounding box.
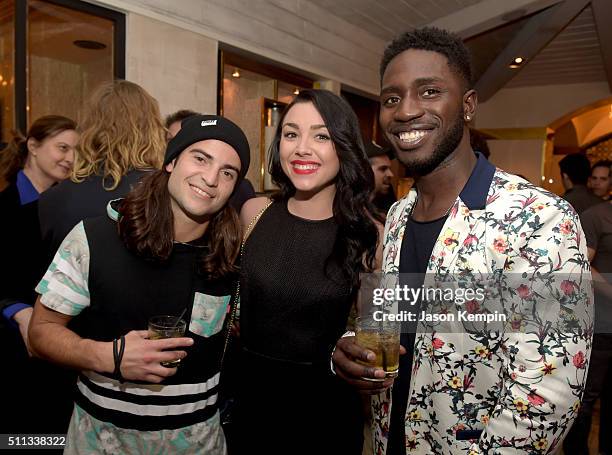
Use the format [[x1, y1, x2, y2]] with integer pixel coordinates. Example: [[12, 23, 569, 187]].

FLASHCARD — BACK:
[[191, 148, 240, 174], [381, 77, 445, 94], [283, 122, 328, 130]]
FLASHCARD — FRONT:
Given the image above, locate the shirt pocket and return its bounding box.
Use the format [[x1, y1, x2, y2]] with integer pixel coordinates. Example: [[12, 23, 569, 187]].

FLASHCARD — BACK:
[[189, 292, 231, 338]]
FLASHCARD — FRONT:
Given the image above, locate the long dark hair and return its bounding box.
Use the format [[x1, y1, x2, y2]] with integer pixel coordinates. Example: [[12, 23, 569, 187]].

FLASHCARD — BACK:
[[0, 115, 77, 188], [118, 170, 241, 279], [269, 89, 382, 289]]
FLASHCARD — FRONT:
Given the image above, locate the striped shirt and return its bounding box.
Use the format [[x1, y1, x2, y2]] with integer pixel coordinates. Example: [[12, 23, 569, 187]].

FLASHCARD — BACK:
[[36, 213, 233, 453]]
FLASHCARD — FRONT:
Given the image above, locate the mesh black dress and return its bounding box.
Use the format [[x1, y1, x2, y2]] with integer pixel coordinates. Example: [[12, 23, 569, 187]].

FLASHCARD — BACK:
[[235, 200, 364, 454]]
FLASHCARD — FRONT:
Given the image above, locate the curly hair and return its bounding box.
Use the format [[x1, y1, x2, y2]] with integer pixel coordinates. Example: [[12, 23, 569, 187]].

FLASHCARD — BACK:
[[73, 80, 166, 190], [268, 89, 382, 290], [0, 115, 77, 187], [117, 170, 241, 279], [380, 27, 473, 89]]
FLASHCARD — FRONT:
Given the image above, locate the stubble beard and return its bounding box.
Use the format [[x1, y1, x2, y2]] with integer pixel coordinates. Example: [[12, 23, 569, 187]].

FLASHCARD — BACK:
[[397, 111, 465, 178]]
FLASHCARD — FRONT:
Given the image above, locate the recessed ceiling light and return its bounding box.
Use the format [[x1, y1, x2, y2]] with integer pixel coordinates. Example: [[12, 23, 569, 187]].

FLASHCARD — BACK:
[[509, 56, 525, 68], [73, 40, 106, 50]]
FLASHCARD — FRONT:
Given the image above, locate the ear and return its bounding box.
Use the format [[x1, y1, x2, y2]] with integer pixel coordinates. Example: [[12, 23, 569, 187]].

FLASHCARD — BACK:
[[26, 138, 38, 155], [165, 159, 176, 173], [463, 89, 478, 122]]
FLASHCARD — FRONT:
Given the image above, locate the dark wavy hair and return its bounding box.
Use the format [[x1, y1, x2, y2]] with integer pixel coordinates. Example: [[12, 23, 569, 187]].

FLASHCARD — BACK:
[[117, 169, 241, 279], [268, 89, 382, 289]]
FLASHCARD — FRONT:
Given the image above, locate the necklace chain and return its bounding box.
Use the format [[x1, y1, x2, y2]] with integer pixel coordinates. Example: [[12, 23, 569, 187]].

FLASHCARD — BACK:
[[409, 192, 455, 220]]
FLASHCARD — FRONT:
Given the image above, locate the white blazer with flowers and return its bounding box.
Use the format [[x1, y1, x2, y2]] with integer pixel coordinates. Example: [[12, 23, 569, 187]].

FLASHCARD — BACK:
[[372, 156, 593, 454]]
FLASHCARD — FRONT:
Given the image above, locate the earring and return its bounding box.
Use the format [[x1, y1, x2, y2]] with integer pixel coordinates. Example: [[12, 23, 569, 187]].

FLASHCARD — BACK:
[[465, 114, 471, 121]]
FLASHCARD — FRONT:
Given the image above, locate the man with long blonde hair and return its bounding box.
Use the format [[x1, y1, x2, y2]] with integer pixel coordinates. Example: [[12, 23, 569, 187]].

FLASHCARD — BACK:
[[38, 80, 166, 259]]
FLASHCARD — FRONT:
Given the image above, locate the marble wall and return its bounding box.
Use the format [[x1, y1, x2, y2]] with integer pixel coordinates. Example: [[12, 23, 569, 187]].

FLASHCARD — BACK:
[[126, 13, 218, 118], [96, 0, 384, 95]]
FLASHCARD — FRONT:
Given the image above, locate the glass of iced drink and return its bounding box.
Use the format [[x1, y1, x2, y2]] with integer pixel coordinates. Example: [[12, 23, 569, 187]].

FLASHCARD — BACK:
[[148, 315, 187, 368], [355, 317, 400, 380]]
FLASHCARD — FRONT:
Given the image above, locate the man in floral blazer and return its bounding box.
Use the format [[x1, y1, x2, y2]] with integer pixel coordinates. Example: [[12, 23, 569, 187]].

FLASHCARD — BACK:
[[333, 27, 592, 454]]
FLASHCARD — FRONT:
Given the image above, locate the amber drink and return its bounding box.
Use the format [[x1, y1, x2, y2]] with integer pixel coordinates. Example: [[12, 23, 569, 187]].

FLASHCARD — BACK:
[[148, 316, 187, 368], [355, 318, 400, 380]]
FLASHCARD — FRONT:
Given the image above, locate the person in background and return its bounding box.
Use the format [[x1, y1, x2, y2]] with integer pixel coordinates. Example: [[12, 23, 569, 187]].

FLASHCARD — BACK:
[[564, 198, 612, 455], [165, 109, 198, 141], [0, 115, 77, 202], [0, 115, 78, 432], [559, 153, 602, 215], [365, 141, 397, 217], [166, 109, 256, 213], [589, 159, 611, 201], [236, 89, 383, 454], [28, 115, 249, 454], [469, 128, 490, 159], [38, 80, 166, 261]]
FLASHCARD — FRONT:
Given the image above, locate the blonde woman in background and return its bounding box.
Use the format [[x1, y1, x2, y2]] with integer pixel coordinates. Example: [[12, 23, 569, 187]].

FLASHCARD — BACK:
[[38, 79, 166, 259]]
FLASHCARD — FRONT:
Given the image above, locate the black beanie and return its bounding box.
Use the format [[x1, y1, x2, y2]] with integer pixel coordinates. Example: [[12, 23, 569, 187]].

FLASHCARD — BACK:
[[164, 114, 250, 179]]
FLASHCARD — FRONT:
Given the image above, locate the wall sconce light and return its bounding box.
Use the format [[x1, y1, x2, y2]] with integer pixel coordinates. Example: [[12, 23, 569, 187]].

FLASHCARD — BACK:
[[548, 178, 553, 184], [232, 68, 240, 78], [293, 87, 300, 95], [509, 57, 525, 69], [1, 81, 7, 87], [541, 176, 545, 181], [0, 74, 3, 82]]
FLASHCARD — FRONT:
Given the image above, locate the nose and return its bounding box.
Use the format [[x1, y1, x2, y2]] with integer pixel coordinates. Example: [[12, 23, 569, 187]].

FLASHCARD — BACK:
[[385, 168, 394, 179], [393, 95, 424, 123], [200, 166, 219, 188], [65, 148, 75, 165], [295, 135, 312, 157]]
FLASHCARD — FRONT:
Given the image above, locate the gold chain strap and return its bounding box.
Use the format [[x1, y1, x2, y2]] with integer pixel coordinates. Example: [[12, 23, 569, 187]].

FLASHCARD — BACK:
[[220, 199, 274, 366]]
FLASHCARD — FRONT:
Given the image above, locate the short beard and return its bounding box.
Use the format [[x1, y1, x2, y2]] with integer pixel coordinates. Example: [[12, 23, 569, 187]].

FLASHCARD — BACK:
[[400, 113, 465, 177]]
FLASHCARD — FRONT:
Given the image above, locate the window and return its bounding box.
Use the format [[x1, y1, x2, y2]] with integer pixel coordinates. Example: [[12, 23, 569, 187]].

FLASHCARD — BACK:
[[0, 0, 124, 141]]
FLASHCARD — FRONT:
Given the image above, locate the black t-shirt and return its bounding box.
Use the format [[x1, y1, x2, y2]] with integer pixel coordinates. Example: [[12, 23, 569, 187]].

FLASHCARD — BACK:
[[387, 214, 447, 455], [67, 213, 236, 431]]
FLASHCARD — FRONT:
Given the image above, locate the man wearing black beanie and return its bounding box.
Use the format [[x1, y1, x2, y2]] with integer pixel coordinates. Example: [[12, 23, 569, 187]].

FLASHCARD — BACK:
[[29, 114, 249, 453]]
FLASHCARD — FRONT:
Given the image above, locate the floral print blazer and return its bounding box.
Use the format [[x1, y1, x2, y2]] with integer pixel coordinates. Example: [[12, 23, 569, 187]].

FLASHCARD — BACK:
[[372, 158, 593, 454]]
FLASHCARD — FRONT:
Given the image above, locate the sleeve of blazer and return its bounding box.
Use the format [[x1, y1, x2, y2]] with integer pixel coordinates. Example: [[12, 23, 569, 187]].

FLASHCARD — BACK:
[[471, 203, 593, 454]]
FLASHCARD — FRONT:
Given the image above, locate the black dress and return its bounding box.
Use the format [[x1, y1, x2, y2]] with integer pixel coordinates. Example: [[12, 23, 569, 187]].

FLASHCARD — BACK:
[[235, 200, 364, 454]]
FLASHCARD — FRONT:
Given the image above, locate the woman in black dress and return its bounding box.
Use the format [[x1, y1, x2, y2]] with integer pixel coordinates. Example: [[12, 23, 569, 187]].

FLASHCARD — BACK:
[[235, 89, 383, 454]]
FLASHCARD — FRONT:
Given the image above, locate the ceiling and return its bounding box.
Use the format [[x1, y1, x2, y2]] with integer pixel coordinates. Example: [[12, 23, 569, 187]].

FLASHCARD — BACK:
[[310, 0, 612, 101], [308, 0, 482, 42], [1, 0, 610, 103], [499, 5, 606, 88]]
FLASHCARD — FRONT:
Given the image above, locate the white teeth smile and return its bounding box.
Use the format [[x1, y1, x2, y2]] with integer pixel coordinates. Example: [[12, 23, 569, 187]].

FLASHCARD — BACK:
[[398, 131, 427, 143], [191, 185, 212, 198], [293, 164, 319, 170]]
